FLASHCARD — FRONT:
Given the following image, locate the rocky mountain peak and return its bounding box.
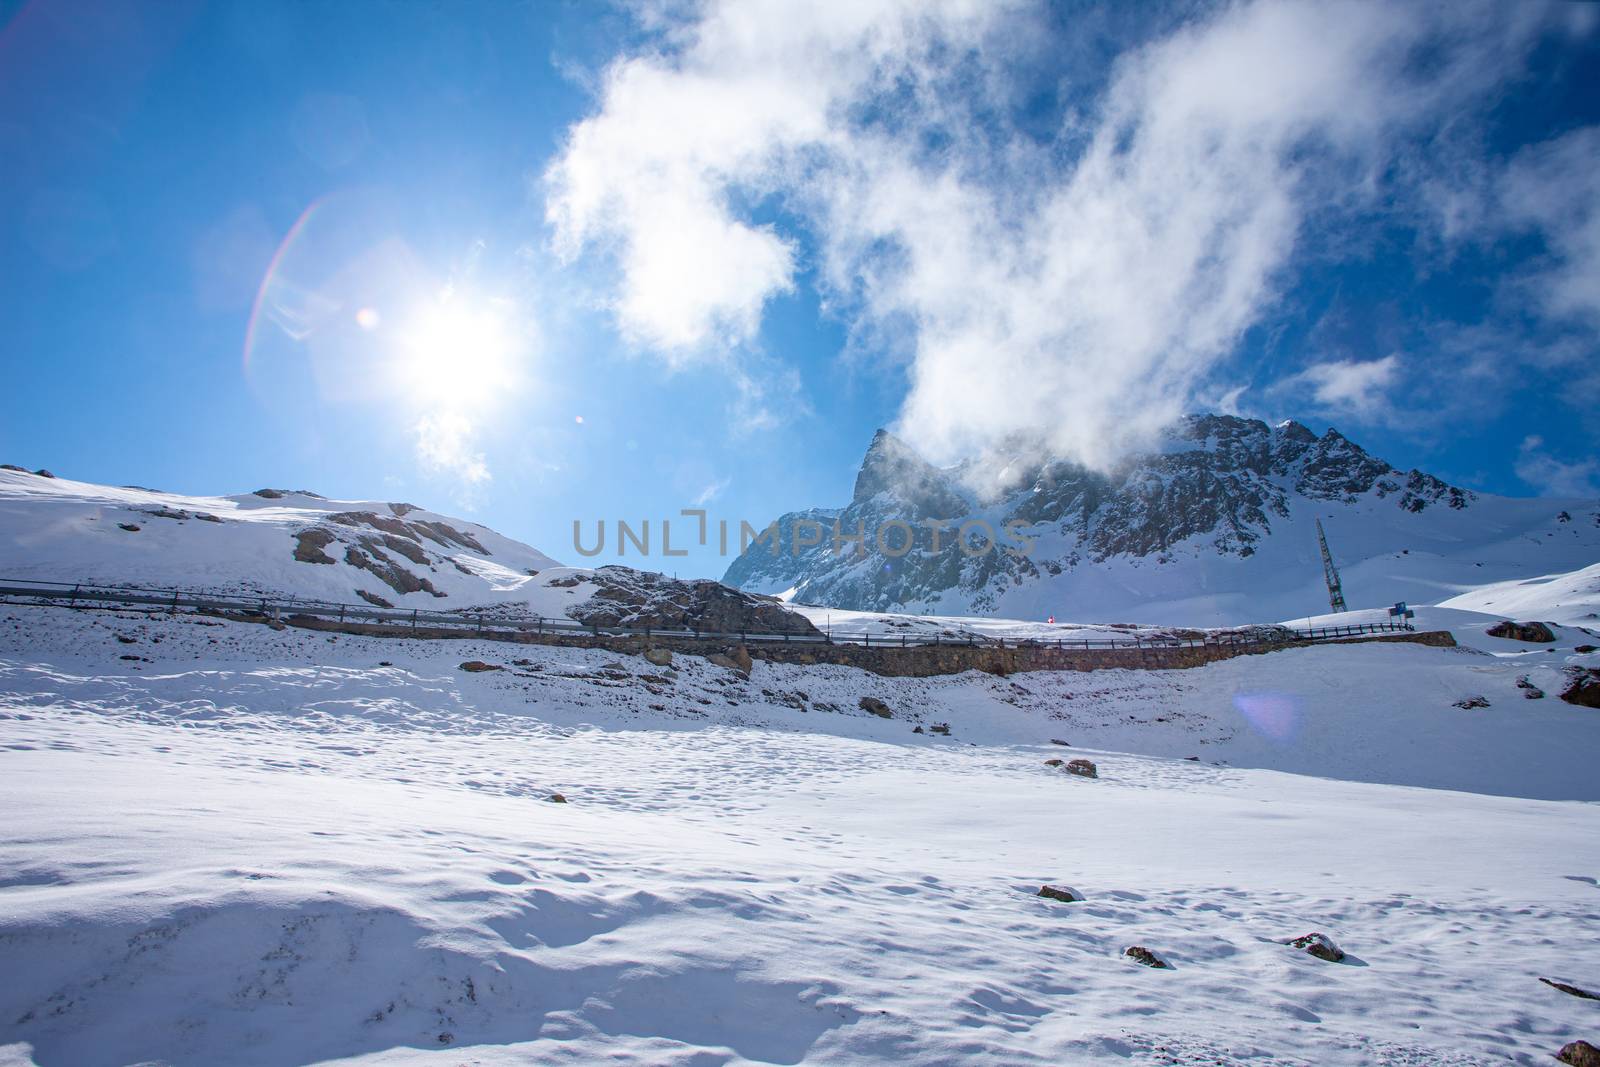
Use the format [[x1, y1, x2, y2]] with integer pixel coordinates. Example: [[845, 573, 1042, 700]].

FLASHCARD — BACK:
[[724, 413, 1499, 619], [851, 428, 968, 519]]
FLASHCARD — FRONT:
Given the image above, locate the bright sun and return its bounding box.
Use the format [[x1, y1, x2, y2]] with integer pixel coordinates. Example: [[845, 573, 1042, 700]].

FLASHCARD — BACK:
[[393, 291, 519, 411]]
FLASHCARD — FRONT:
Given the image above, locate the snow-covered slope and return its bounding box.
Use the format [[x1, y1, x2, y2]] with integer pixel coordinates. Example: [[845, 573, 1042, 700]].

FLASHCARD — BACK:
[[723, 416, 1600, 627], [0, 467, 560, 607], [0, 470, 821, 638], [2, 602, 1598, 1065], [1437, 560, 1600, 625]]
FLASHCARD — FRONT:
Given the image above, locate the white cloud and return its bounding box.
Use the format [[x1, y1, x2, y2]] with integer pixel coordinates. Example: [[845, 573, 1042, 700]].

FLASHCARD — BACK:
[[1498, 126, 1600, 326], [1515, 435, 1600, 497], [548, 0, 1561, 466], [1282, 354, 1400, 418], [414, 411, 491, 487]]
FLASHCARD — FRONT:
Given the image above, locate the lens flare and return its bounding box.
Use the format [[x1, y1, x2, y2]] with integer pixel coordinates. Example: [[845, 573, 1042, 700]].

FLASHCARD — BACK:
[[1233, 692, 1299, 742]]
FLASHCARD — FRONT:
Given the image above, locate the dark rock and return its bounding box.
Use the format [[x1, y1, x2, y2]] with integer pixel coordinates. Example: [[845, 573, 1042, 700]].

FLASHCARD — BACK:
[[1516, 676, 1545, 700], [116, 635, 136, 644], [194, 512, 222, 523], [1453, 695, 1490, 709], [0, 463, 26, 472], [1558, 1040, 1600, 1067], [1286, 932, 1345, 962], [1049, 738, 1071, 746], [1541, 978, 1600, 1001], [1560, 669, 1600, 709], [118, 523, 140, 532], [913, 726, 925, 734], [929, 723, 950, 735], [293, 529, 338, 564], [546, 793, 567, 804], [1044, 759, 1064, 767], [1576, 645, 1597, 654], [34, 469, 54, 478], [1124, 945, 1171, 968], [1065, 758, 1098, 779], [378, 661, 393, 667], [1184, 755, 1200, 761], [458, 661, 501, 673], [859, 696, 892, 718], [253, 488, 285, 499], [1486, 620, 1557, 643], [1038, 884, 1083, 903], [643, 647, 673, 667], [355, 589, 393, 609]]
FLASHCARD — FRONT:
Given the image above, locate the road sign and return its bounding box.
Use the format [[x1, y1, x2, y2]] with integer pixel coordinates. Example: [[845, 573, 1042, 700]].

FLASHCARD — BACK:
[[1389, 601, 1414, 622]]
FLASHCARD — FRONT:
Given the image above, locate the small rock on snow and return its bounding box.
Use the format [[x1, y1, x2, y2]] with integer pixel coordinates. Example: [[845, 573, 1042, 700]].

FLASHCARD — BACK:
[[1124, 945, 1171, 968], [1541, 977, 1600, 1001], [1286, 932, 1345, 962]]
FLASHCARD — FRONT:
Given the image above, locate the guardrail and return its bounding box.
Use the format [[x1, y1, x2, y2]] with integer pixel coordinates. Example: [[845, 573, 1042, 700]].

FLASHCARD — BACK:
[[0, 578, 1415, 651]]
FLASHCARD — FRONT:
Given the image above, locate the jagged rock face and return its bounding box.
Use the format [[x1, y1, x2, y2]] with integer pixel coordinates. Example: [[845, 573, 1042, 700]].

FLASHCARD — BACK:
[[722, 414, 1482, 614], [569, 566, 823, 637]]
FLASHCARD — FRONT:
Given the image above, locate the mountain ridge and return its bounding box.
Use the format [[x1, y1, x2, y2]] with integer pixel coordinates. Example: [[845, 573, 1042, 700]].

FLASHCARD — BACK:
[[722, 414, 1599, 625]]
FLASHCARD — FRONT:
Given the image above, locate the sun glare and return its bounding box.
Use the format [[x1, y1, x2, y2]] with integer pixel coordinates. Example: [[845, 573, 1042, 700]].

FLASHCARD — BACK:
[[394, 292, 519, 411]]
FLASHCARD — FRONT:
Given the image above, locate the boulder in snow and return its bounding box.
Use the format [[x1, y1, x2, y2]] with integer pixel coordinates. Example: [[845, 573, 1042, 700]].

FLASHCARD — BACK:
[[1453, 695, 1490, 709], [458, 661, 501, 673], [1558, 1040, 1600, 1067], [1561, 669, 1600, 709], [1038, 884, 1083, 903], [1516, 676, 1545, 700], [859, 696, 892, 718], [1065, 758, 1098, 778], [1486, 620, 1556, 643], [643, 647, 673, 667]]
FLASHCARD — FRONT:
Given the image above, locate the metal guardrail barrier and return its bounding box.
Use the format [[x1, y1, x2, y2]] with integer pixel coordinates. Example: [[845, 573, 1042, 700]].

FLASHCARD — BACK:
[[0, 578, 1416, 651]]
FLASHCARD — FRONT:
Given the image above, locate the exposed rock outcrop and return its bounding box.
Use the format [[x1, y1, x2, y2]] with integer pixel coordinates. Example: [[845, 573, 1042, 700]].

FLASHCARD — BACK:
[[569, 566, 821, 638]]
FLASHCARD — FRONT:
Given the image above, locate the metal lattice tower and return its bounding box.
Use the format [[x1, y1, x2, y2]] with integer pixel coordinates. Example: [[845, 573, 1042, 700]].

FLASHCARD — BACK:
[[1316, 518, 1347, 613]]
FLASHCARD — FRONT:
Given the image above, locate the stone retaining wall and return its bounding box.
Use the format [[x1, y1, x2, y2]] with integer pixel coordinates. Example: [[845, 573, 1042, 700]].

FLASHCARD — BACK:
[[263, 610, 1456, 678]]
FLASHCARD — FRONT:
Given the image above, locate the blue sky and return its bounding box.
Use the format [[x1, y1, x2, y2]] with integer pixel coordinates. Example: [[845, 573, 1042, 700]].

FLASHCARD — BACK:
[[2, 0, 1598, 579]]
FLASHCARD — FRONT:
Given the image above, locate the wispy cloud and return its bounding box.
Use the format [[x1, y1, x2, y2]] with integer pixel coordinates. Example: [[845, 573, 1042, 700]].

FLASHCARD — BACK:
[[692, 476, 730, 506], [546, 0, 1569, 467], [414, 411, 491, 489], [1516, 435, 1600, 497]]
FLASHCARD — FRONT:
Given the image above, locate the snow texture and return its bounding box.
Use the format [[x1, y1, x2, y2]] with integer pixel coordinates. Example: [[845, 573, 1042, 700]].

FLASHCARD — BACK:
[[2, 600, 1599, 1066]]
